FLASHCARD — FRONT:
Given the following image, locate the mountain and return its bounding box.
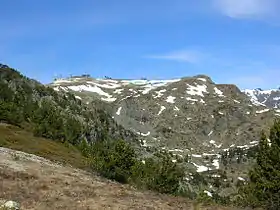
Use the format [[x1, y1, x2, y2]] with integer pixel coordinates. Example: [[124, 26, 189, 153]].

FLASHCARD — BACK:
[[0, 64, 138, 147], [50, 75, 280, 175], [243, 88, 280, 108], [2, 63, 280, 202]]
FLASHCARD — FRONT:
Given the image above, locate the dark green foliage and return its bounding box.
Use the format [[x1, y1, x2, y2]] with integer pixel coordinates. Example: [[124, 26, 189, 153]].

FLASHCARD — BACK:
[[90, 139, 137, 183], [0, 64, 136, 146], [86, 139, 185, 194], [131, 151, 185, 194], [239, 120, 280, 209]]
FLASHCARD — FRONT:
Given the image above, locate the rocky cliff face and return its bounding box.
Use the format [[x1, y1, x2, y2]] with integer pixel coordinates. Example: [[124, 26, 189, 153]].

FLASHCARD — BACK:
[[50, 75, 280, 173], [243, 88, 280, 108]]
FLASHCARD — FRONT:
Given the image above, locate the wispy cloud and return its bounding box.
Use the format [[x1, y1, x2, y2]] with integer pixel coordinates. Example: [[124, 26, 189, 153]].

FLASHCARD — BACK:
[[145, 50, 202, 63], [212, 0, 279, 19]]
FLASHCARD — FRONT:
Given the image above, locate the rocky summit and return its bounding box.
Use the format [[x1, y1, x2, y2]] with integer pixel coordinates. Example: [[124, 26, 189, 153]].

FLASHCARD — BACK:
[[243, 88, 280, 109], [50, 75, 280, 174]]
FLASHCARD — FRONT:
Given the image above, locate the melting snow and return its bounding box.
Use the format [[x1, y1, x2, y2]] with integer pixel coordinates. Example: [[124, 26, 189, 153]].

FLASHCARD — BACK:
[[212, 159, 219, 169], [237, 145, 249, 149], [186, 97, 198, 102], [238, 177, 245, 181], [168, 149, 184, 153], [116, 107, 122, 115], [208, 130, 213, 136], [203, 153, 216, 156], [174, 106, 180, 111], [75, 96, 82, 100], [154, 89, 167, 98], [130, 79, 181, 94], [114, 89, 123, 94], [187, 117, 192, 120], [204, 190, 213, 197], [186, 84, 208, 97], [197, 78, 207, 82], [53, 79, 73, 84], [234, 100, 241, 104], [192, 154, 202, 158], [192, 163, 209, 172], [214, 87, 225, 97], [137, 131, 151, 136], [256, 109, 270, 114], [101, 97, 117, 102], [243, 89, 267, 107], [218, 111, 224, 115], [210, 140, 222, 148], [166, 96, 176, 104], [87, 81, 121, 89], [68, 85, 112, 98], [250, 141, 258, 144], [157, 106, 166, 115]]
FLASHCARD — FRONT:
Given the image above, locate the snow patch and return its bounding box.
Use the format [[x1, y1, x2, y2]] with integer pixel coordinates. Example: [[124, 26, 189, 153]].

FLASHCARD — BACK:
[[192, 163, 209, 172], [87, 81, 121, 89], [166, 96, 176, 104], [186, 97, 198, 102], [114, 89, 123, 94], [212, 159, 219, 169], [256, 109, 270, 114], [116, 107, 122, 115], [157, 106, 166, 115], [154, 89, 167, 98], [238, 177, 245, 181], [234, 100, 240, 104], [137, 131, 151, 137], [197, 78, 207, 82], [192, 154, 202, 158], [208, 130, 213, 136], [250, 141, 258, 144], [186, 84, 208, 97], [174, 106, 180, 111], [101, 97, 117, 102], [204, 190, 213, 197], [214, 87, 225, 97]]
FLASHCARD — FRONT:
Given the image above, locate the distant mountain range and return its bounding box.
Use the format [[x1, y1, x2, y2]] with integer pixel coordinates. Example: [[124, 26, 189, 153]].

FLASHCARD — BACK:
[[243, 88, 280, 108]]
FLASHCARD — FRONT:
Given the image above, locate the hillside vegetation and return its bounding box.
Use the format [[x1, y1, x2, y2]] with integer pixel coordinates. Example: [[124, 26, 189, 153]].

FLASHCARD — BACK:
[[1, 64, 280, 209]]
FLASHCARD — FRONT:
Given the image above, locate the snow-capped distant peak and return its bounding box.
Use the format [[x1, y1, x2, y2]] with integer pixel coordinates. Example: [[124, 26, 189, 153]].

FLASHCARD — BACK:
[[243, 88, 280, 109]]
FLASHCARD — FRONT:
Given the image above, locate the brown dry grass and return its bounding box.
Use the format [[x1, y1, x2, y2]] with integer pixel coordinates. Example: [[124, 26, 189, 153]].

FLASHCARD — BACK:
[[0, 123, 88, 169], [0, 124, 241, 210]]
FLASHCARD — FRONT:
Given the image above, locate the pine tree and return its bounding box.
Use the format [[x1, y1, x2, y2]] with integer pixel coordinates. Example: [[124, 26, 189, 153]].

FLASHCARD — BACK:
[[242, 120, 280, 209]]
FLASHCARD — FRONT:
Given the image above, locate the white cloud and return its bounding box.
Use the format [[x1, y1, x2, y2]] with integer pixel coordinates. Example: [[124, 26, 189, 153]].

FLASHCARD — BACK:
[[145, 50, 201, 63], [213, 0, 278, 19]]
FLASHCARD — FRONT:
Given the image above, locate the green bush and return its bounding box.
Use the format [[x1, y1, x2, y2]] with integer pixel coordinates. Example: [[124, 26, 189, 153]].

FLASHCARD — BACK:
[[131, 151, 185, 194], [90, 139, 137, 183], [87, 139, 185, 195], [239, 120, 280, 209]]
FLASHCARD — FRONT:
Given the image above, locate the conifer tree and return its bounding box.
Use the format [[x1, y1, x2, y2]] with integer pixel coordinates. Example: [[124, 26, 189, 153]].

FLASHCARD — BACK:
[[242, 120, 280, 209]]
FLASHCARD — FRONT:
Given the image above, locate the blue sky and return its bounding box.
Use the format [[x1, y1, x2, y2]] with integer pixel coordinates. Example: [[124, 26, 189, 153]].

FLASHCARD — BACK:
[[1, 0, 280, 89]]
